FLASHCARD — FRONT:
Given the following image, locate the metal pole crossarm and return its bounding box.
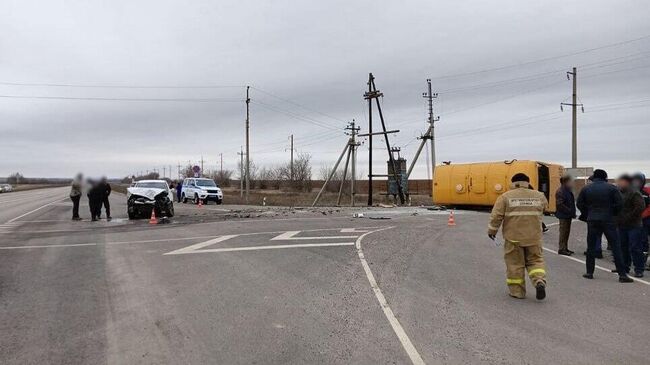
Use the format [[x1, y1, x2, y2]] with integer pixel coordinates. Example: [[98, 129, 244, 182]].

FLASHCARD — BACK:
[[358, 130, 400, 137]]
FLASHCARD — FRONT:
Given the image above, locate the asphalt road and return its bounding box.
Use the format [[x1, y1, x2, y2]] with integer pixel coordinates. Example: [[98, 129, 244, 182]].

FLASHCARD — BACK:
[[1, 187, 649, 364]]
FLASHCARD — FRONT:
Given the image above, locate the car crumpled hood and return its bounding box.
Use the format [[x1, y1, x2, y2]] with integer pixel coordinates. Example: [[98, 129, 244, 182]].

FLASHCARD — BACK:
[[127, 187, 167, 200]]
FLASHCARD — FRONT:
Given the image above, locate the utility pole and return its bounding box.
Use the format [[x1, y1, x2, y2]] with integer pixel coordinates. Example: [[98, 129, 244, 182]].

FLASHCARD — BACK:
[[290, 134, 294, 182], [424, 79, 437, 180], [200, 155, 205, 177], [245, 86, 251, 202], [363, 73, 405, 205], [366, 75, 373, 206], [238, 147, 245, 198], [163, 166, 166, 179], [347, 120, 360, 206], [219, 153, 223, 176], [561, 67, 583, 169], [177, 163, 182, 180]]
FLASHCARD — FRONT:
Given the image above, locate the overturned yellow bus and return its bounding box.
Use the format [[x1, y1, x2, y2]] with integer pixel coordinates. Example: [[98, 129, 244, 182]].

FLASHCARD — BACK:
[[432, 160, 564, 213]]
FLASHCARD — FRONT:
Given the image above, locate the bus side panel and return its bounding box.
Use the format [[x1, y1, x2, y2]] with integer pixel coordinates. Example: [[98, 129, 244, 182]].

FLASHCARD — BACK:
[[432, 165, 452, 205], [468, 163, 489, 206], [451, 165, 471, 205], [486, 162, 509, 205]]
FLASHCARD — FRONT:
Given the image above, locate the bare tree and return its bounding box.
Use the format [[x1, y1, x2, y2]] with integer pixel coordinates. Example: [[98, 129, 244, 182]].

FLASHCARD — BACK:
[[7, 172, 23, 185]]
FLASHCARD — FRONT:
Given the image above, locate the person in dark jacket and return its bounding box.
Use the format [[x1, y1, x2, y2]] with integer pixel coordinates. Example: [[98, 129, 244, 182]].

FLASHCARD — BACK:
[[86, 178, 102, 222], [579, 175, 603, 258], [176, 180, 183, 203], [97, 176, 112, 221], [631, 173, 650, 261], [576, 169, 633, 282], [555, 175, 576, 256], [616, 174, 646, 277]]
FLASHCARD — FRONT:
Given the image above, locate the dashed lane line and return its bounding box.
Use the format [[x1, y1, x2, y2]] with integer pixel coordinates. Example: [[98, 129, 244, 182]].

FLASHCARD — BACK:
[[6, 197, 68, 224], [355, 227, 427, 365]]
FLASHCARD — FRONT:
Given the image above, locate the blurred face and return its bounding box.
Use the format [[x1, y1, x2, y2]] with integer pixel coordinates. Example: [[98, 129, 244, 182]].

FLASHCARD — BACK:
[[632, 178, 643, 190], [617, 178, 630, 189], [564, 178, 574, 189]]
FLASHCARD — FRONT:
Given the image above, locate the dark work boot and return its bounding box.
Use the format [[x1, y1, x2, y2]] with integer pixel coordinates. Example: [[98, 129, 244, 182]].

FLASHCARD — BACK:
[[619, 276, 634, 283], [582, 273, 594, 279], [535, 283, 546, 300]]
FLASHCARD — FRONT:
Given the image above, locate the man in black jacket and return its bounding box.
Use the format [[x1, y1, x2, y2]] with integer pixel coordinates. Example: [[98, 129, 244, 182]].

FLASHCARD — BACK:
[[555, 175, 576, 256], [97, 176, 112, 221], [616, 174, 646, 278], [576, 169, 633, 282]]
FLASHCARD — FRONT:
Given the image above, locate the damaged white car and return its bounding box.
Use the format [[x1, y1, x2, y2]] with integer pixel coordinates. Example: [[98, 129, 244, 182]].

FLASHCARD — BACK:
[[126, 180, 175, 219]]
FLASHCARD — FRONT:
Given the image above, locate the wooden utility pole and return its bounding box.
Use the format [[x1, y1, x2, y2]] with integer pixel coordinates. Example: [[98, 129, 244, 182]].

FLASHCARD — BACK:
[[245, 86, 251, 202], [561, 67, 583, 169]]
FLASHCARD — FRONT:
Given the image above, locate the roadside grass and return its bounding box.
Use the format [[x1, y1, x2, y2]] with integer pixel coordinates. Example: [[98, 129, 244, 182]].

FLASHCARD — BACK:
[[112, 184, 433, 207]]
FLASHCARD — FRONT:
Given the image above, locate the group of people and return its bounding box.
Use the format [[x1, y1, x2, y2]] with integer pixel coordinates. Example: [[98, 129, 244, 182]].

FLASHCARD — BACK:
[[69, 173, 112, 221], [556, 170, 649, 280], [487, 169, 649, 301]]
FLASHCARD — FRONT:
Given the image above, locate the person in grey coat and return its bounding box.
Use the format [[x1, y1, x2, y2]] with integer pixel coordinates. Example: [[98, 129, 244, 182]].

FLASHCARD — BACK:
[[70, 173, 83, 220]]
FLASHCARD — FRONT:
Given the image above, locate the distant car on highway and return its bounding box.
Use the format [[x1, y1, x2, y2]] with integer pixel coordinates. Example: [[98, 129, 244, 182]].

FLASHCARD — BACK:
[[0, 184, 13, 193], [181, 178, 223, 204], [126, 180, 174, 219]]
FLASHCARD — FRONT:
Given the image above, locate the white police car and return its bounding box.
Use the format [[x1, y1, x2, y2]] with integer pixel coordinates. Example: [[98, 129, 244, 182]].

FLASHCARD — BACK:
[[181, 178, 223, 204]]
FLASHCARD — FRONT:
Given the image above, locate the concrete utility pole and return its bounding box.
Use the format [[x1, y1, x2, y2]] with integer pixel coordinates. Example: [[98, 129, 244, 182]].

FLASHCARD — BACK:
[[245, 86, 251, 202], [237, 147, 244, 198], [347, 120, 360, 206], [163, 166, 166, 179], [290, 134, 294, 182], [177, 163, 182, 180], [219, 153, 223, 176], [425, 79, 437, 179], [561, 67, 583, 169], [366, 76, 373, 206]]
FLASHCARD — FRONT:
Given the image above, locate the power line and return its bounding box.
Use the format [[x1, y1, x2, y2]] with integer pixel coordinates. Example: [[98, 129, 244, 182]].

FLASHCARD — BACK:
[[0, 95, 242, 102], [0, 81, 245, 89], [428, 33, 650, 80], [250, 99, 341, 131], [249, 86, 347, 123]]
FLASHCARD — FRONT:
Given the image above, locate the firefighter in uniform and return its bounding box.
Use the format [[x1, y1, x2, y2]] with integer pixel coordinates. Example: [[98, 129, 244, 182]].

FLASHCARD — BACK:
[[488, 173, 548, 300]]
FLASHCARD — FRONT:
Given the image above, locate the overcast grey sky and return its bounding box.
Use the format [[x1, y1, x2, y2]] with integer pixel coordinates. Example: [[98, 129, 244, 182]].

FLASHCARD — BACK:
[[1, 0, 649, 179]]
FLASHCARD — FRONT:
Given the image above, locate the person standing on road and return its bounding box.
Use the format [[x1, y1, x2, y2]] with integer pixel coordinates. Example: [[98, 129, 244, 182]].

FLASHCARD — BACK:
[[631, 173, 650, 269], [70, 173, 83, 221], [616, 174, 646, 278], [555, 175, 577, 256], [87, 179, 102, 222], [488, 173, 548, 300], [576, 169, 633, 283], [97, 176, 112, 221], [176, 180, 183, 203]]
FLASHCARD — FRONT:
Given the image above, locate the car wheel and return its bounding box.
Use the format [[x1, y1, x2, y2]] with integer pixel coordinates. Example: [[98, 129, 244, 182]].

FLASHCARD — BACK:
[[182, 194, 187, 204], [168, 204, 175, 217], [194, 194, 200, 204], [128, 212, 135, 220], [216, 199, 223, 205]]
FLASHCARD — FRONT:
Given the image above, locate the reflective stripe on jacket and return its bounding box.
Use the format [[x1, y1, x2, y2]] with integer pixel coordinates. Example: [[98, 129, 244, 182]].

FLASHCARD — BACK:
[[488, 181, 549, 246]]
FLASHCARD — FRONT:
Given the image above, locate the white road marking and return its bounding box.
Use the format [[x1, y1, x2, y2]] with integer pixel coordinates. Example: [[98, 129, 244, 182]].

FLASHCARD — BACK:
[[270, 231, 358, 240], [167, 242, 355, 254], [355, 227, 426, 365], [163, 235, 238, 255], [0, 243, 97, 250], [6, 197, 68, 223]]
